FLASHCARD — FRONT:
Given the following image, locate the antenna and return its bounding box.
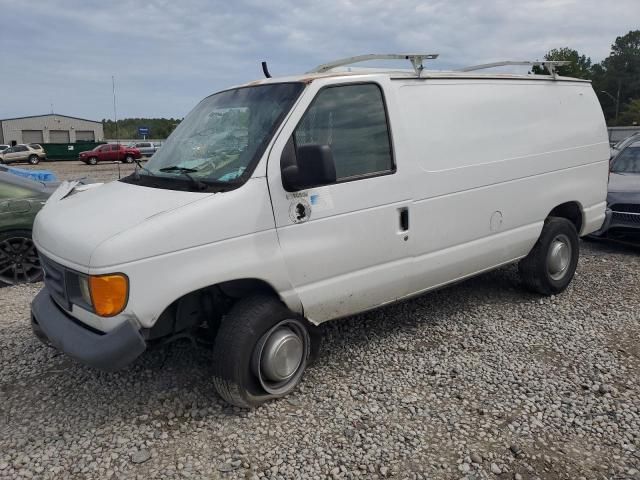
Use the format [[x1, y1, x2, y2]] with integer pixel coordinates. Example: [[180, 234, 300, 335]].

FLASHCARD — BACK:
[[261, 61, 272, 78], [112, 75, 121, 179]]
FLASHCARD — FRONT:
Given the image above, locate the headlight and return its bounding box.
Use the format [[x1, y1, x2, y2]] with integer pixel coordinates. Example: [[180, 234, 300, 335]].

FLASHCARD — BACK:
[[68, 272, 129, 317], [88, 274, 129, 317], [78, 275, 92, 306]]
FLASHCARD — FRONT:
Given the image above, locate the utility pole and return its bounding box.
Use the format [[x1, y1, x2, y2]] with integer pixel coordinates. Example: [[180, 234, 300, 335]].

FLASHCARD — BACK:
[[112, 75, 121, 179], [615, 79, 621, 123]]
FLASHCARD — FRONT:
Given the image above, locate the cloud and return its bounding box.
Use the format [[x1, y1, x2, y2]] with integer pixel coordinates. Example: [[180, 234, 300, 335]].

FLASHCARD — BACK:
[[0, 0, 638, 119]]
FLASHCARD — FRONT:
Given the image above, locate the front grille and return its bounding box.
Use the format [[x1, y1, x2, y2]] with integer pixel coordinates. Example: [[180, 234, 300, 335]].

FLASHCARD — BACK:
[[611, 203, 640, 214], [612, 211, 640, 225], [39, 254, 69, 310]]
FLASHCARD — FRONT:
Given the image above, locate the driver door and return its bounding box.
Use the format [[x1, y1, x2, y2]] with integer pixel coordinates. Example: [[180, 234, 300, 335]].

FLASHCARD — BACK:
[[267, 80, 411, 323]]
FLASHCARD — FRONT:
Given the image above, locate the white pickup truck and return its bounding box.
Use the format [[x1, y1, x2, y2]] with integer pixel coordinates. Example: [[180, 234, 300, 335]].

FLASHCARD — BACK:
[[31, 54, 609, 408]]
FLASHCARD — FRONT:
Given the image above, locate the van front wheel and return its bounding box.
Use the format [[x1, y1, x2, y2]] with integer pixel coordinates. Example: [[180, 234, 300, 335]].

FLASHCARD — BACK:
[[519, 217, 579, 295], [212, 295, 311, 408]]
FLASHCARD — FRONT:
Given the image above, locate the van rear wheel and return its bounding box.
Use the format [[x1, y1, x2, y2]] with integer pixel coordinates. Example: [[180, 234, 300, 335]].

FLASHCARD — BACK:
[[519, 217, 579, 295], [212, 295, 311, 408]]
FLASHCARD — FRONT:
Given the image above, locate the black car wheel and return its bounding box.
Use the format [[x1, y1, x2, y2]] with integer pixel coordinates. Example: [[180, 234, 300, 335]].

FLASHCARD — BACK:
[[28, 155, 40, 165], [124, 155, 134, 164], [212, 295, 313, 408], [519, 217, 579, 295], [0, 230, 42, 286], [88, 157, 98, 165]]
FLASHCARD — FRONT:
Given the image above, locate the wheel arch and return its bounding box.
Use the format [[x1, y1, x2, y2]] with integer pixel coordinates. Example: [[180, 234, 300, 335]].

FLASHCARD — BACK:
[[147, 277, 302, 340], [547, 201, 584, 235]]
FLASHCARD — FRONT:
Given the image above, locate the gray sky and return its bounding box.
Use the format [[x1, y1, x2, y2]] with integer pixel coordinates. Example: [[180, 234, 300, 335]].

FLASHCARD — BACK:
[[1, 0, 638, 120]]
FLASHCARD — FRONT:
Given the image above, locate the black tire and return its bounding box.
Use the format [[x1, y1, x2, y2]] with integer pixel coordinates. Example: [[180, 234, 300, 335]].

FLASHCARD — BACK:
[[88, 157, 98, 165], [519, 217, 579, 295], [212, 295, 312, 408], [0, 230, 42, 286], [124, 155, 134, 164], [28, 155, 40, 165]]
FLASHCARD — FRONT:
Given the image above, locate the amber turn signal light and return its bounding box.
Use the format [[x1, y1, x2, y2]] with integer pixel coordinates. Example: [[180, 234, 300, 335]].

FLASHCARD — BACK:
[[89, 274, 129, 317]]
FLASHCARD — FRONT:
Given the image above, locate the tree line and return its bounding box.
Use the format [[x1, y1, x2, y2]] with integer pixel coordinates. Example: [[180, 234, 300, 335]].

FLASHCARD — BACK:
[[533, 30, 640, 125], [101, 117, 182, 139]]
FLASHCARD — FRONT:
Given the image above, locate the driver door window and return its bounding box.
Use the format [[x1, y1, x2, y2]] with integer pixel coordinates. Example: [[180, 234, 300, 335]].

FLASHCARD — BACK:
[[292, 83, 394, 181]]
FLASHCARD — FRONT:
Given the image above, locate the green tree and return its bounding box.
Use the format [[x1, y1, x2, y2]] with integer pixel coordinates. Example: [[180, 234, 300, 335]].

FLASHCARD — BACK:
[[595, 30, 640, 124], [618, 98, 640, 125], [532, 47, 592, 79], [102, 118, 182, 139]]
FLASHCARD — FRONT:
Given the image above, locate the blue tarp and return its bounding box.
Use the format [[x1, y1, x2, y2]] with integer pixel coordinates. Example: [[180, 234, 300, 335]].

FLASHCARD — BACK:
[[1, 166, 57, 183]]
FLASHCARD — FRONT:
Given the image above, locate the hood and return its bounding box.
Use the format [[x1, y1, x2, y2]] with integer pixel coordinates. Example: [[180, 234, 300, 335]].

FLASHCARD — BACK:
[[33, 180, 210, 269], [608, 172, 640, 193]]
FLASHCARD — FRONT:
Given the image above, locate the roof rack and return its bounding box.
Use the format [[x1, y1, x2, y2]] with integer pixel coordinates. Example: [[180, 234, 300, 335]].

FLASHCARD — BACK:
[[308, 54, 439, 76], [458, 60, 571, 78]]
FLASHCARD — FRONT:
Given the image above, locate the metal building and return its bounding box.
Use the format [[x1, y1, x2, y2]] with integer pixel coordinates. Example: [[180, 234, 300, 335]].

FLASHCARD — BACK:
[[0, 114, 104, 145]]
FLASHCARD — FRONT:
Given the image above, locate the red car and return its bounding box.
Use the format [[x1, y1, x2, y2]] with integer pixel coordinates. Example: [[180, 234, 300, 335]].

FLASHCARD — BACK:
[[79, 144, 142, 165]]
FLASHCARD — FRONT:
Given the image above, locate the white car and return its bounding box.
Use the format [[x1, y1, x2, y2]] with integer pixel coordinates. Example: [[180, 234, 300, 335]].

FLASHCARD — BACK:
[[31, 55, 609, 407]]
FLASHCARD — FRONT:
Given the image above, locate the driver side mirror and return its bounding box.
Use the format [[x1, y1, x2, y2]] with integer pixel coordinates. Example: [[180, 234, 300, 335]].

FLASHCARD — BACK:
[[281, 143, 337, 191]]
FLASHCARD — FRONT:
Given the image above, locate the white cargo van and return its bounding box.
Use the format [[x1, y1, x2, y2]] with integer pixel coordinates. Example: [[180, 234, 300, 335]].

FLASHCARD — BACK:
[[31, 55, 609, 407]]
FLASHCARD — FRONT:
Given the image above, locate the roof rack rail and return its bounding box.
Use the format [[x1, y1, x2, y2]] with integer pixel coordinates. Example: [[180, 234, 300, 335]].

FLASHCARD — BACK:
[[458, 60, 571, 78], [308, 54, 439, 76]]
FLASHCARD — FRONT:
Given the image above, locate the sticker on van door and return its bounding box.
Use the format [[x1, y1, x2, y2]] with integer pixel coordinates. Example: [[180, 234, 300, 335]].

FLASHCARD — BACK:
[[289, 199, 311, 223], [286, 190, 333, 212]]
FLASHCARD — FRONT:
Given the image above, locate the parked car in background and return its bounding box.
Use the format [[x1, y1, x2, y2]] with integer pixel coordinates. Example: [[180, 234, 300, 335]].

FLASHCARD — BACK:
[[610, 132, 640, 159], [0, 145, 10, 154], [0, 172, 56, 286], [593, 140, 640, 238], [0, 144, 47, 165], [132, 141, 161, 157], [79, 144, 142, 165]]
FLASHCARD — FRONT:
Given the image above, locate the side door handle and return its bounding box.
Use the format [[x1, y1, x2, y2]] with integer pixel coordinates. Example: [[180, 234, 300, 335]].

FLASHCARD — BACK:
[[399, 207, 409, 232]]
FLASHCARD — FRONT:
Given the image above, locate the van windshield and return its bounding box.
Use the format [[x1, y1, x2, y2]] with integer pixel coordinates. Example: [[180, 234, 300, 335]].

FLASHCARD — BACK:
[[135, 83, 304, 191]]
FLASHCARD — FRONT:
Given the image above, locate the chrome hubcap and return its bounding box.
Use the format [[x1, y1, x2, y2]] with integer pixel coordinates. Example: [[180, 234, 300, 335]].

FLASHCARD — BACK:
[[547, 234, 571, 280], [253, 320, 308, 395], [261, 328, 303, 382]]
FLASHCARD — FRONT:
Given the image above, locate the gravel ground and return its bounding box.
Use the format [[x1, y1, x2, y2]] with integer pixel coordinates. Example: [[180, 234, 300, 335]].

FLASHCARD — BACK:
[[1, 162, 639, 479]]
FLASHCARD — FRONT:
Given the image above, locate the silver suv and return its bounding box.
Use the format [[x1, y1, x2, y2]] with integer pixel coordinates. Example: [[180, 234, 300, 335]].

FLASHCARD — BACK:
[[0, 144, 47, 165]]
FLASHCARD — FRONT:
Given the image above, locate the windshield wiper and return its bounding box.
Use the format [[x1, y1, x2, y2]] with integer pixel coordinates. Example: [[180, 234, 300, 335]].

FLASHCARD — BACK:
[[158, 165, 208, 191]]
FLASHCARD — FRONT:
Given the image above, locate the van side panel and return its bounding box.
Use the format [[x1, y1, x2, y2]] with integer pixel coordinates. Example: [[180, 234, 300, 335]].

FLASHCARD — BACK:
[[393, 79, 609, 295]]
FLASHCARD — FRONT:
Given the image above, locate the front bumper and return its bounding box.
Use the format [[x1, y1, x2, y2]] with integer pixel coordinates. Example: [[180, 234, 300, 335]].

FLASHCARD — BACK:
[[608, 210, 640, 232], [31, 286, 146, 371]]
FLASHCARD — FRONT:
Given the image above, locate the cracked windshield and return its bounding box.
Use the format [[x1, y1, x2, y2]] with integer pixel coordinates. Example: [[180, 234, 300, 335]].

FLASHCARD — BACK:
[[145, 83, 304, 185]]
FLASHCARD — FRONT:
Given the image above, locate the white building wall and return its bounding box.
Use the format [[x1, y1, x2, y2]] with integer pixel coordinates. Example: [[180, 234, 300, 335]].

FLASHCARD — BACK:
[[1, 114, 104, 144]]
